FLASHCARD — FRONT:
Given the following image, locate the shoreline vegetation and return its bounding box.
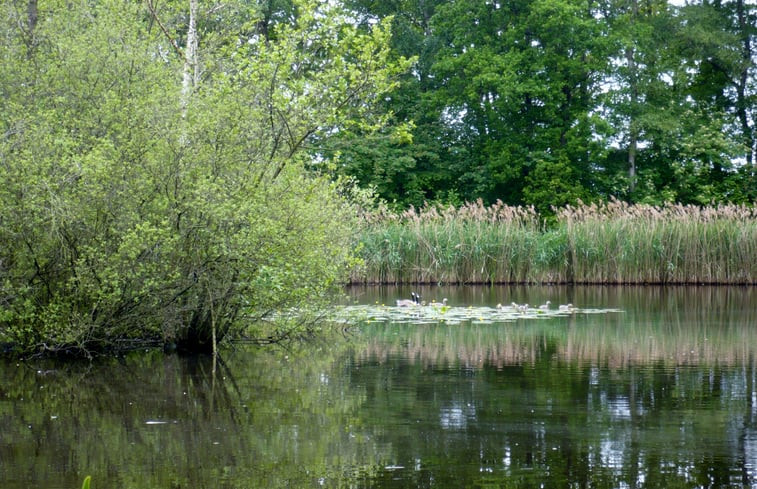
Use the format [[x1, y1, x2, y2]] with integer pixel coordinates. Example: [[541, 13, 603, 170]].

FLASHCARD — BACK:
[[2, 0, 754, 360], [352, 199, 757, 285], [0, 0, 409, 358]]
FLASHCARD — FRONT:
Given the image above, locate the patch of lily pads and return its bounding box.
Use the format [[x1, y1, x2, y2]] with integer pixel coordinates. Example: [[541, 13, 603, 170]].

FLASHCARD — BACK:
[[330, 302, 623, 327]]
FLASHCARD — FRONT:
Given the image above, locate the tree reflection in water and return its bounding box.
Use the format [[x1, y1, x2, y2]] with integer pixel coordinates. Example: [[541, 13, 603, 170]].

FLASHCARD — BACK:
[[0, 286, 756, 488]]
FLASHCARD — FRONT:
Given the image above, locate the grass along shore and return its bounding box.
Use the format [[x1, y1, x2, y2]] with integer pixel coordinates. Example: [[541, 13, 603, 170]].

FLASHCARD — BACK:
[[351, 200, 757, 285]]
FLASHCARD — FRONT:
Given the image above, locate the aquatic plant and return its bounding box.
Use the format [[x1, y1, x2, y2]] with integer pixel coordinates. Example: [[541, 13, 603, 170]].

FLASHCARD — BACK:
[[330, 302, 620, 330], [354, 200, 544, 283], [353, 199, 757, 284], [558, 199, 757, 284]]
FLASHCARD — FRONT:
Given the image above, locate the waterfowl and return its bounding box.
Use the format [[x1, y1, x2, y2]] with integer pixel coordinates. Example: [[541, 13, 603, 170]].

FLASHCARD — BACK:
[[538, 301, 551, 311], [558, 303, 575, 312], [396, 292, 421, 307], [431, 298, 448, 307], [517, 303, 529, 314]]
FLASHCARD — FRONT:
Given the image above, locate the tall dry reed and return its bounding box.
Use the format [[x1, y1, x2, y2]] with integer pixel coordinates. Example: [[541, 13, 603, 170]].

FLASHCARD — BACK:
[[352, 199, 757, 284], [558, 199, 757, 284]]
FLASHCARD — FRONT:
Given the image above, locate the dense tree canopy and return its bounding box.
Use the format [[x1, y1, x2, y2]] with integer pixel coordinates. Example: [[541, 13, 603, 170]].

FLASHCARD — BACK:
[[335, 0, 756, 210]]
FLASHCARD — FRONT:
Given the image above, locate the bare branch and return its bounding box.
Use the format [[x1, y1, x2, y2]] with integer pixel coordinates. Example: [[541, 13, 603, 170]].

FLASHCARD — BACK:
[[144, 0, 184, 59]]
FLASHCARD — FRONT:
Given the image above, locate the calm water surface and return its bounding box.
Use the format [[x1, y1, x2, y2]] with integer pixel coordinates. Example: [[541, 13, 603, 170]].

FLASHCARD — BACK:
[[1, 286, 756, 488]]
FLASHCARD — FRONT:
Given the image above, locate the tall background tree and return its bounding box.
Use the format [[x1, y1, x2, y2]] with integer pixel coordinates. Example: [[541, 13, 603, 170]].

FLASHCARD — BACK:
[[325, 0, 451, 208], [676, 0, 756, 202], [328, 0, 756, 209]]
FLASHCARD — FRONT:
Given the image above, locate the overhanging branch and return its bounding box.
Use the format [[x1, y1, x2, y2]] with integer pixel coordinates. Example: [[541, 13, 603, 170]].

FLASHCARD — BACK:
[[145, 0, 184, 59]]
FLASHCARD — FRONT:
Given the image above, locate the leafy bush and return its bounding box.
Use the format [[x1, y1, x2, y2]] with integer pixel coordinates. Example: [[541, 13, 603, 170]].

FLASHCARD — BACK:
[[0, 0, 405, 355]]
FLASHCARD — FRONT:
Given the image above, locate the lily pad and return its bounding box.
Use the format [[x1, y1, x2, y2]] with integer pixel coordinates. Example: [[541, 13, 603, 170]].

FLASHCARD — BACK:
[[330, 303, 622, 327]]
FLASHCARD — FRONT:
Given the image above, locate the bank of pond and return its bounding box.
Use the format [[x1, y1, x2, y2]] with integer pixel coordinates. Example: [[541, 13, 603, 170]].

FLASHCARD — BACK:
[[2, 200, 755, 359]]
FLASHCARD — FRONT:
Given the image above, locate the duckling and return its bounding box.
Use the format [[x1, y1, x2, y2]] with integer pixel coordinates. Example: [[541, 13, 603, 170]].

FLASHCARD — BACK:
[[431, 298, 448, 307], [538, 300, 551, 311], [517, 303, 529, 314], [558, 303, 575, 312]]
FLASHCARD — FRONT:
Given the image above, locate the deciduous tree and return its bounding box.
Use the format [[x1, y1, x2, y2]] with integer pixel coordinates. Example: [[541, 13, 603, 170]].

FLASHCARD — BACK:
[[0, 0, 405, 355]]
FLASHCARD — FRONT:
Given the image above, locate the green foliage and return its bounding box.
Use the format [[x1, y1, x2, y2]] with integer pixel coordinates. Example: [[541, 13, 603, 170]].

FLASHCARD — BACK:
[[0, 0, 404, 355], [523, 156, 591, 216], [81, 476, 91, 489], [328, 0, 756, 208]]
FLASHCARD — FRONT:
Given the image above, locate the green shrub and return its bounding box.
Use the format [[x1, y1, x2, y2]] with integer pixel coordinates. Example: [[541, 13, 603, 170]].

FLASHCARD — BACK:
[[0, 0, 402, 355]]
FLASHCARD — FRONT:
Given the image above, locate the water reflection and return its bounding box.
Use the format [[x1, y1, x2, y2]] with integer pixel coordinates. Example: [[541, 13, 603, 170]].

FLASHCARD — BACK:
[[0, 286, 756, 488], [350, 353, 757, 487], [0, 343, 389, 489], [351, 285, 757, 367]]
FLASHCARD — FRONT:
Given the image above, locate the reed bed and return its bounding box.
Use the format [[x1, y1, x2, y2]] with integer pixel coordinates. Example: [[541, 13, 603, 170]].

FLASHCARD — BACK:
[[352, 199, 757, 284]]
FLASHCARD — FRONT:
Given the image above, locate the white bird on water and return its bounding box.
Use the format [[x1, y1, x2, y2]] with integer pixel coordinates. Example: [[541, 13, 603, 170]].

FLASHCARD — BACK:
[[504, 302, 529, 313]]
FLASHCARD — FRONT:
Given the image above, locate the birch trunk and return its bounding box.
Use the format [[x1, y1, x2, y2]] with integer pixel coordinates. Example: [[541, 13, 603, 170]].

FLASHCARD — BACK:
[[181, 0, 198, 114]]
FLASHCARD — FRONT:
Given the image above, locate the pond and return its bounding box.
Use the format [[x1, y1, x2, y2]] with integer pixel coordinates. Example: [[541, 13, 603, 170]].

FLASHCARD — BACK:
[[1, 285, 756, 488]]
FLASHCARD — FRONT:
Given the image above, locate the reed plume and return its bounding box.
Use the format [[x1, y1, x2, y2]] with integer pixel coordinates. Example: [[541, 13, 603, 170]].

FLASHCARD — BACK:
[[353, 199, 757, 284]]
